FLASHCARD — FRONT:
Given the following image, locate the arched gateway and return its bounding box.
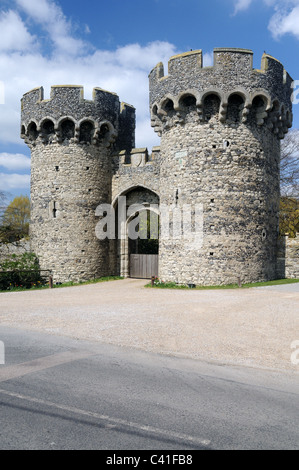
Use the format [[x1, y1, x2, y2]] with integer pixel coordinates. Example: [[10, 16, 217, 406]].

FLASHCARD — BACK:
[[112, 186, 160, 279]]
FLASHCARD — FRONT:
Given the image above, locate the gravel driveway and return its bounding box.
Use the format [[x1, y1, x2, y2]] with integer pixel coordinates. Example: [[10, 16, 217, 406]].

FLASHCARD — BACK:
[[1, 279, 299, 372]]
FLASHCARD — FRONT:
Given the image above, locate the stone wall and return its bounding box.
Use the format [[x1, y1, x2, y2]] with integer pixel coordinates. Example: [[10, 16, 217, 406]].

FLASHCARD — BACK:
[[0, 239, 30, 261], [157, 116, 281, 285], [29, 142, 112, 282], [111, 147, 160, 201], [277, 234, 299, 279]]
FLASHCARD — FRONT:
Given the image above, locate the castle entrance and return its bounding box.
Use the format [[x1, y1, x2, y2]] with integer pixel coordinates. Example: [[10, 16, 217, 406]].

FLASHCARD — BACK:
[[129, 209, 159, 279], [130, 254, 158, 279], [113, 186, 159, 279]]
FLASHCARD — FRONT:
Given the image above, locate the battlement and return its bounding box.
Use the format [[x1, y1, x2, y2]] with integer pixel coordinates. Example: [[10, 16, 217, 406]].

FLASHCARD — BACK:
[[149, 48, 291, 84], [113, 146, 160, 168], [118, 102, 136, 152], [149, 48, 293, 138], [22, 85, 119, 107], [21, 85, 135, 150]]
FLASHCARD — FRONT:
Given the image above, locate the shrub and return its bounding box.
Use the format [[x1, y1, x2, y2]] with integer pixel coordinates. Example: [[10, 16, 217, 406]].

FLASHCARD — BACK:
[[0, 252, 47, 290]]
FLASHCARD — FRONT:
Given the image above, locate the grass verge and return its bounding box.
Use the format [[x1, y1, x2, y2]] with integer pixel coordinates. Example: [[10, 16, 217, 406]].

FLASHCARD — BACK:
[[145, 278, 299, 290], [0, 276, 124, 293]]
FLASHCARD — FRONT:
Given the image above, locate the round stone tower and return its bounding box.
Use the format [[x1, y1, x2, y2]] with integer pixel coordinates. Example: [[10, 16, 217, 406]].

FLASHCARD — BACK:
[[149, 48, 293, 285], [21, 85, 135, 282]]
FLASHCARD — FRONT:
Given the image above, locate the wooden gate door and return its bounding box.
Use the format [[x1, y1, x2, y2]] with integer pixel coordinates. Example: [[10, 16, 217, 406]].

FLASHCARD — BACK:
[[130, 254, 158, 279]]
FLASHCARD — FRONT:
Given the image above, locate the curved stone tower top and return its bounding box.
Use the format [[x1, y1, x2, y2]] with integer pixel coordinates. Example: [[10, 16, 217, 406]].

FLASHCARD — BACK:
[[149, 48, 293, 138], [21, 85, 135, 151]]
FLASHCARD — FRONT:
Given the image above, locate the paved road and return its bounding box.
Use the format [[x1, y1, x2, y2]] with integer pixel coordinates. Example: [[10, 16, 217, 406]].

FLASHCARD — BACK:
[[0, 327, 298, 450]]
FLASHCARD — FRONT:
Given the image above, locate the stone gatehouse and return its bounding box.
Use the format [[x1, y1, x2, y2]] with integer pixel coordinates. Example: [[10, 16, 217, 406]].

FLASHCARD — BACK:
[[20, 47, 298, 285]]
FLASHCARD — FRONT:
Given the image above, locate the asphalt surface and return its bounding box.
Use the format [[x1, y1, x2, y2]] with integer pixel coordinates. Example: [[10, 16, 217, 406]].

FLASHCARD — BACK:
[[1, 280, 298, 450], [0, 326, 299, 450]]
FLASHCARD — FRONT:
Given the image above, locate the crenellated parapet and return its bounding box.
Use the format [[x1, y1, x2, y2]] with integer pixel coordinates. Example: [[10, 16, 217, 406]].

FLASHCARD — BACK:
[[21, 85, 135, 150], [113, 146, 160, 167], [149, 48, 293, 138]]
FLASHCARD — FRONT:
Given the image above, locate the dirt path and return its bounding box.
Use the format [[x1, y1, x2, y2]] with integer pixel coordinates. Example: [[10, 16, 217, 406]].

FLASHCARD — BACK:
[[1, 279, 299, 372]]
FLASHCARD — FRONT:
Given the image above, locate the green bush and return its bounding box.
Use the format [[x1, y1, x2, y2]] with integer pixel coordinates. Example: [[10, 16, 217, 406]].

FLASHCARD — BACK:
[[0, 252, 48, 290]]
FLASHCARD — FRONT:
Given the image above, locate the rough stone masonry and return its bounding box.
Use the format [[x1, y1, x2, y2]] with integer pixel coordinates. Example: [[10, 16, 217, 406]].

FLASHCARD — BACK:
[[20, 47, 298, 285]]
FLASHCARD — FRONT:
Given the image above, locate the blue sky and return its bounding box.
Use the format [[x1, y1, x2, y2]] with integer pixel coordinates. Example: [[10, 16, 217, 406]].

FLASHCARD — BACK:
[[0, 0, 299, 200]]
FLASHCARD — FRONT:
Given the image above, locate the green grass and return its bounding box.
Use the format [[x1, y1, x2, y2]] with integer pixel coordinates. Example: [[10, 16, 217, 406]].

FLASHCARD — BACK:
[[145, 278, 299, 290], [0, 276, 124, 293], [2, 275, 298, 293]]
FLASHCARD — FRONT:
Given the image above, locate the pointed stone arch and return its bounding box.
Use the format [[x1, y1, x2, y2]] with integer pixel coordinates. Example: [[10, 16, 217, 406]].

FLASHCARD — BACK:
[[112, 185, 160, 277]]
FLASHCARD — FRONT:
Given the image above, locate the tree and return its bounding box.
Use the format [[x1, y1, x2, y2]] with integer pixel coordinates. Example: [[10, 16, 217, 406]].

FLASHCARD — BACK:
[[280, 129, 299, 198], [0, 195, 30, 242], [129, 210, 159, 255], [279, 197, 299, 237], [279, 129, 299, 237], [0, 190, 6, 211], [0, 190, 8, 235]]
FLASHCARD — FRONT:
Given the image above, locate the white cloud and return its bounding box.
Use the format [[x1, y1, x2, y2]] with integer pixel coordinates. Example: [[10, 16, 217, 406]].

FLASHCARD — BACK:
[[0, 10, 37, 52], [0, 153, 31, 171], [0, 173, 30, 190], [233, 0, 254, 14], [233, 0, 299, 39], [0, 39, 177, 149], [16, 0, 60, 23], [0, 0, 181, 187], [234, 0, 299, 39], [269, 4, 299, 39], [15, 0, 88, 55], [114, 42, 177, 70]]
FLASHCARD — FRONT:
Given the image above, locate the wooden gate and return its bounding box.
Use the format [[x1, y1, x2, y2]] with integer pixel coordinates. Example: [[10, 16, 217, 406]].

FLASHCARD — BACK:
[[130, 254, 158, 279]]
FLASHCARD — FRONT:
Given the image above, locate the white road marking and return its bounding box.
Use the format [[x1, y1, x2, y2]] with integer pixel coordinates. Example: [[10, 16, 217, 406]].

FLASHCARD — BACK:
[[0, 388, 211, 447]]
